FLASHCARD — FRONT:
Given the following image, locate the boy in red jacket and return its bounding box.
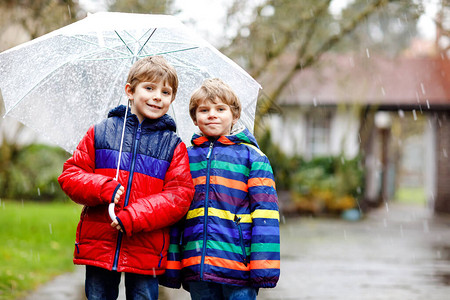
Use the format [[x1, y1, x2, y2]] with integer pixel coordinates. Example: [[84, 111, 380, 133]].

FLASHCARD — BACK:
[[58, 56, 194, 300]]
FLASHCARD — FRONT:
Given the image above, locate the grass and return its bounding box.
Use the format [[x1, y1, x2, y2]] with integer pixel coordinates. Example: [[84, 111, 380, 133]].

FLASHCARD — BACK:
[[0, 200, 81, 300]]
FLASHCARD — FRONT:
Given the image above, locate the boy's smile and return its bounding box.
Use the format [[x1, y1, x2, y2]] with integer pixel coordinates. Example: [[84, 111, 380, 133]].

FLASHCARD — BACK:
[[194, 98, 237, 138], [126, 80, 174, 122]]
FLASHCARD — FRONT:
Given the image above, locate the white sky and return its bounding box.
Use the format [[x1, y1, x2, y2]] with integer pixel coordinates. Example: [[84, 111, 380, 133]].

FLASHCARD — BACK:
[[79, 0, 438, 45]]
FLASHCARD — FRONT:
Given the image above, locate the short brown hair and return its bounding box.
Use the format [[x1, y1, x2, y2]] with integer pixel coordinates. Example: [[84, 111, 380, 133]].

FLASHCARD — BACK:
[[189, 78, 241, 122], [126, 56, 178, 100]]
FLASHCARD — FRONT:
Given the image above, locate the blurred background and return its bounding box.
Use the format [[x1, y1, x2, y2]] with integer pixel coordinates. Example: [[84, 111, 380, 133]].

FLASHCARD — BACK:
[[1, 0, 450, 299]]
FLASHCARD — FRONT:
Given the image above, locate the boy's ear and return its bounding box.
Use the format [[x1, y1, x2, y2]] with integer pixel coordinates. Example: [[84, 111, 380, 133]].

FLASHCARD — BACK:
[[125, 83, 133, 99]]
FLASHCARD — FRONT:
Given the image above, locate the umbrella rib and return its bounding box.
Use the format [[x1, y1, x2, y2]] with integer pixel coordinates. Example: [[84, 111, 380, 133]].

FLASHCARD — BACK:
[[136, 28, 157, 57], [114, 30, 134, 55], [69, 35, 131, 57]]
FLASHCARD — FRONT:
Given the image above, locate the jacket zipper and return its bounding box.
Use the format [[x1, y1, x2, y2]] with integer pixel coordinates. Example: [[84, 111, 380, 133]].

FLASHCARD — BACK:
[[235, 216, 248, 266], [200, 141, 214, 280], [112, 123, 141, 271]]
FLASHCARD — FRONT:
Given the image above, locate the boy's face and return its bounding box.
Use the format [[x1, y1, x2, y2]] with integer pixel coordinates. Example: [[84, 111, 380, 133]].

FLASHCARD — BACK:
[[194, 97, 237, 138], [126, 80, 173, 122]]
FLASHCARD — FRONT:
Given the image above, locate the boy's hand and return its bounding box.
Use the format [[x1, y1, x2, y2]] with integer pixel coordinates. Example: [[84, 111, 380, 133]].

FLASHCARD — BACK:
[[111, 218, 123, 232], [114, 185, 125, 204]]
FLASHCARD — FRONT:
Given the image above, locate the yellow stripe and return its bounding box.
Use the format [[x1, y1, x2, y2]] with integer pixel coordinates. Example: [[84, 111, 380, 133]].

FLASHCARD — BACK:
[[208, 208, 252, 223], [240, 142, 265, 156], [251, 209, 279, 220], [187, 207, 252, 223], [187, 207, 204, 220]]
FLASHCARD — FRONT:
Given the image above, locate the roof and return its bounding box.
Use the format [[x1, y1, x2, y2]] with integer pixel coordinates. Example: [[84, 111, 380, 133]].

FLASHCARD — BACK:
[[273, 54, 450, 109]]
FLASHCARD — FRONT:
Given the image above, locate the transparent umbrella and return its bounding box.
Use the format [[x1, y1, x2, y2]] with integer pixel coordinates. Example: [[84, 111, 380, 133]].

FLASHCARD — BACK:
[[0, 12, 260, 153], [0, 12, 260, 221]]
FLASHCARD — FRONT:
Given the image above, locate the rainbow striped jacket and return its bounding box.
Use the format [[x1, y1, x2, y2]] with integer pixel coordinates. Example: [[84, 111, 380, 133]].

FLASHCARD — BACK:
[[161, 128, 280, 289]]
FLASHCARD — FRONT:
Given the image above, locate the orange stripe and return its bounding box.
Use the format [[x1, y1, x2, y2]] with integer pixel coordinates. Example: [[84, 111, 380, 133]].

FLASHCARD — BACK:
[[166, 260, 181, 270], [193, 176, 248, 192], [250, 260, 280, 270], [205, 256, 250, 272], [248, 177, 276, 189], [218, 136, 235, 145], [182, 256, 251, 272], [210, 176, 247, 192], [193, 176, 206, 186], [182, 256, 201, 268]]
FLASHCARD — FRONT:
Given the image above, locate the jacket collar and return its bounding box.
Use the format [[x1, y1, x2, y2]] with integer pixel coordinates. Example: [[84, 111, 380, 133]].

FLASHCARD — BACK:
[[190, 125, 260, 148], [108, 105, 177, 132]]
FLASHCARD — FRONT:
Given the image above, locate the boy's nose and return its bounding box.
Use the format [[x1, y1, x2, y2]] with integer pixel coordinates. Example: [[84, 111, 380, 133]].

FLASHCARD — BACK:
[[208, 110, 217, 118], [153, 91, 161, 100]]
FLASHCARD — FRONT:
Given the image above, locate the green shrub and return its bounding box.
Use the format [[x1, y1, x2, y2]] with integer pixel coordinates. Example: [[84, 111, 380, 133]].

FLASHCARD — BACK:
[[0, 144, 69, 201]]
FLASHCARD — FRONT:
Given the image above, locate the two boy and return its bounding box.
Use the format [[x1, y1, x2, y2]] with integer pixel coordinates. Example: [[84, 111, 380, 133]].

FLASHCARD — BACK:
[[59, 56, 280, 300]]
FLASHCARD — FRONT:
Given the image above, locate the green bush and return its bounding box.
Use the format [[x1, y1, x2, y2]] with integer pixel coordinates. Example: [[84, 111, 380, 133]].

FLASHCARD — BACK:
[[0, 144, 69, 201], [290, 155, 364, 213]]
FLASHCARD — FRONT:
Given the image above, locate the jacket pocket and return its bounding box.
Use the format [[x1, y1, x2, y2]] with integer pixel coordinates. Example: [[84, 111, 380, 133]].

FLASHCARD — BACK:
[[158, 229, 166, 268], [234, 216, 248, 266], [75, 206, 87, 253]]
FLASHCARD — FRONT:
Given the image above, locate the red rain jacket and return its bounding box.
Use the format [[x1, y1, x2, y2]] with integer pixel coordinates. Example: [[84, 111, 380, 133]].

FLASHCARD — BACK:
[[58, 106, 194, 275]]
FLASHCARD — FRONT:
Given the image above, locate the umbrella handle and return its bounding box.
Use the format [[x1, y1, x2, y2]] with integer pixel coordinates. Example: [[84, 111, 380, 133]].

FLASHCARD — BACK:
[[108, 203, 116, 221]]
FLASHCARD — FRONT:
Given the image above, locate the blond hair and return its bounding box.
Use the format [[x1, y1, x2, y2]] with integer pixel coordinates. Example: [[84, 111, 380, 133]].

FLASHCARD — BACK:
[[189, 78, 241, 123], [126, 56, 178, 100]]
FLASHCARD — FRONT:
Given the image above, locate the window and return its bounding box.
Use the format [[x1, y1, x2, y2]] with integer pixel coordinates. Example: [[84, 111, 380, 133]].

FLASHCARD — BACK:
[[306, 111, 331, 157]]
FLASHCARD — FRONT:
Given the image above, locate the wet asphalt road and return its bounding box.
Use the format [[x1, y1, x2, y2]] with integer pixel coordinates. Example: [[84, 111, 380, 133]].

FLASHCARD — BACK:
[[21, 202, 450, 300]]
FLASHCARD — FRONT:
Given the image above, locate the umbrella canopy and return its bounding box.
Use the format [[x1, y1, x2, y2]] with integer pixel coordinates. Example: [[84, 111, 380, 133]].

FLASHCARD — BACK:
[[0, 12, 260, 153]]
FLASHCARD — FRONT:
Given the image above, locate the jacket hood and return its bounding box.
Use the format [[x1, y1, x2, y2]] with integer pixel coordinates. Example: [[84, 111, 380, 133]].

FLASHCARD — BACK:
[[190, 124, 259, 148], [108, 105, 177, 132]]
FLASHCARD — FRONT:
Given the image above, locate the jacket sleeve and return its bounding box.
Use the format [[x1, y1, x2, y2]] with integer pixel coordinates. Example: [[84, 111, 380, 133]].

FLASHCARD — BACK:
[[158, 219, 184, 289], [248, 153, 280, 288], [117, 141, 194, 235], [58, 126, 121, 206]]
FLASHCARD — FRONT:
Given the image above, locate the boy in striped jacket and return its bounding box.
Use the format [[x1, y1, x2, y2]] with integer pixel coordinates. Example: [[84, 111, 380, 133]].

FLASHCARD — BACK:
[[162, 78, 280, 299]]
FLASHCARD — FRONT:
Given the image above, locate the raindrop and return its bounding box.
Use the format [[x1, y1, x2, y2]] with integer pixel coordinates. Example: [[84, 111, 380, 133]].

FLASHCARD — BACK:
[[366, 48, 370, 58], [37, 188, 41, 196], [420, 83, 426, 95], [49, 223, 53, 235], [398, 109, 405, 118], [426, 99, 430, 109], [381, 87, 385, 96], [412, 109, 417, 121], [443, 148, 448, 158], [385, 202, 389, 212], [313, 97, 317, 107]]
